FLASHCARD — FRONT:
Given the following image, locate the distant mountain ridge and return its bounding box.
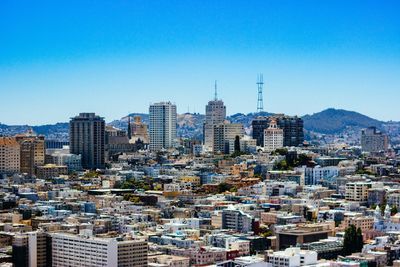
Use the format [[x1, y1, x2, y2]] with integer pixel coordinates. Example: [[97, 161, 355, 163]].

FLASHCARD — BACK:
[[1, 109, 398, 141], [0, 122, 69, 141], [302, 108, 384, 134]]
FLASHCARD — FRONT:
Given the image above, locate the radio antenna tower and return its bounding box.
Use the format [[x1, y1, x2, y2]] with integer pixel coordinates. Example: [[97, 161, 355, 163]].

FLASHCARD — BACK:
[[214, 80, 218, 101], [257, 74, 264, 113]]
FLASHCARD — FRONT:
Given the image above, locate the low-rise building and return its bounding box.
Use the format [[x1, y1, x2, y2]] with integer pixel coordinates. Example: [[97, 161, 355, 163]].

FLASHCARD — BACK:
[[266, 247, 318, 267]]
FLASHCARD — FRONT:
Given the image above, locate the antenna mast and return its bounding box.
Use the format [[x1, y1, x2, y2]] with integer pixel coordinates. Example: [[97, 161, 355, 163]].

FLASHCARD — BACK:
[[257, 74, 264, 113], [214, 80, 218, 101]]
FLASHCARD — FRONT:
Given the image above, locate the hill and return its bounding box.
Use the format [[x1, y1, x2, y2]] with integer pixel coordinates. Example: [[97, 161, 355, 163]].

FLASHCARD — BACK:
[[302, 108, 384, 134]]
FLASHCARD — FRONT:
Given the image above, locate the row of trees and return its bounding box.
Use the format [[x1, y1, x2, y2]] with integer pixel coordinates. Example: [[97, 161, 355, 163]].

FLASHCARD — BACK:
[[114, 177, 162, 191], [274, 151, 312, 171]]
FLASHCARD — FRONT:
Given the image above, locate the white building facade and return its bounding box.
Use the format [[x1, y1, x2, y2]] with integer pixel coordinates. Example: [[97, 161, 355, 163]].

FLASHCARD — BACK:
[[149, 102, 177, 151]]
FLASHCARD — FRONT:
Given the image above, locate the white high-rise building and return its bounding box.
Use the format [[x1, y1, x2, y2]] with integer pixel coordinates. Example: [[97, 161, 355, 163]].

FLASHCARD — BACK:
[[149, 101, 177, 151], [204, 83, 227, 151], [51, 232, 148, 267], [263, 118, 284, 152]]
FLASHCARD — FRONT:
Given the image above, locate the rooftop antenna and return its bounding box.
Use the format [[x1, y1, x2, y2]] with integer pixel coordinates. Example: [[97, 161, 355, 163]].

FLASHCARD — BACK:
[[257, 74, 264, 113], [214, 80, 218, 101]]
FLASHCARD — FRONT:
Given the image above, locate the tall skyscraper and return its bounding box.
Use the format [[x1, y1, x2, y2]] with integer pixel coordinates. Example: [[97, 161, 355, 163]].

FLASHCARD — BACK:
[[277, 116, 304, 147], [12, 231, 51, 267], [361, 127, 389, 152], [15, 130, 45, 176], [69, 113, 105, 169], [149, 102, 177, 151], [204, 82, 226, 151]]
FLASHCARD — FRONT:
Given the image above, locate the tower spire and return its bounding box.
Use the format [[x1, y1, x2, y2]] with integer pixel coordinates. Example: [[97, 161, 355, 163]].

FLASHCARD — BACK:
[[257, 74, 264, 113], [214, 80, 218, 101]]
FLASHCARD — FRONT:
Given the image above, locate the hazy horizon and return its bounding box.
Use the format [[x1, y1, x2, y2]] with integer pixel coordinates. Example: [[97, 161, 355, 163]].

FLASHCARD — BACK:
[[0, 107, 396, 126]]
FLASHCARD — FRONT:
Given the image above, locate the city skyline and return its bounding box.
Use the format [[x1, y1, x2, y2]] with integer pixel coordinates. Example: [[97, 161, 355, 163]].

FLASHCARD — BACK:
[[2, 2, 400, 266], [1, 0, 400, 125]]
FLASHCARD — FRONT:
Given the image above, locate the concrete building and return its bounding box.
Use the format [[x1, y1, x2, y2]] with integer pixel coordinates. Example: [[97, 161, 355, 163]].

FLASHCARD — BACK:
[[12, 231, 50, 267], [266, 248, 318, 267], [361, 127, 389, 152], [387, 193, 400, 208], [213, 122, 244, 154], [264, 118, 284, 152], [341, 216, 374, 233], [148, 254, 190, 267], [69, 113, 105, 169], [0, 137, 20, 175], [12, 234, 29, 267], [105, 126, 135, 159], [345, 182, 372, 202], [252, 115, 304, 147], [240, 136, 257, 154], [222, 206, 254, 233], [275, 223, 335, 250], [15, 130, 45, 176], [128, 116, 149, 144], [27, 231, 50, 267], [296, 166, 339, 185], [36, 164, 68, 179], [277, 116, 304, 147], [171, 246, 226, 266], [51, 232, 148, 267], [46, 146, 82, 172], [368, 188, 386, 207], [44, 140, 69, 149], [204, 89, 226, 152], [149, 102, 177, 151], [300, 239, 343, 260], [217, 256, 266, 267]]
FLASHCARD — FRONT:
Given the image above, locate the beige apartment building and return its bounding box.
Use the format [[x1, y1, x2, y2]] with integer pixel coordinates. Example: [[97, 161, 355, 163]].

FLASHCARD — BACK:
[[0, 137, 20, 175], [345, 182, 372, 202], [15, 130, 45, 176]]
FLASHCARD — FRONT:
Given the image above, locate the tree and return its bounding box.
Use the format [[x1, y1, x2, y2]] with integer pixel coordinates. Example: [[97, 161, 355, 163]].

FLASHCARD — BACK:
[[218, 183, 231, 193], [274, 148, 288, 156], [379, 200, 387, 215], [84, 170, 99, 178], [391, 206, 398, 215], [356, 227, 364, 252], [297, 154, 311, 166], [343, 225, 363, 256], [234, 135, 241, 153], [229, 186, 238, 193], [258, 225, 273, 237], [276, 160, 289, 171]]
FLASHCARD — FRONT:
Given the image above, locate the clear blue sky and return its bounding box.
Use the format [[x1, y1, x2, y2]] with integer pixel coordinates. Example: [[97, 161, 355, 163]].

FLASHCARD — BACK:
[[1, 0, 399, 125]]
